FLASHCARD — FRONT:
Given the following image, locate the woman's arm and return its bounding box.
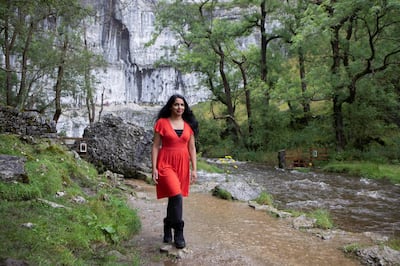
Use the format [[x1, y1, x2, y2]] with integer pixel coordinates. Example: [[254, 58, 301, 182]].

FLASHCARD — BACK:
[[152, 132, 161, 184], [188, 134, 197, 184]]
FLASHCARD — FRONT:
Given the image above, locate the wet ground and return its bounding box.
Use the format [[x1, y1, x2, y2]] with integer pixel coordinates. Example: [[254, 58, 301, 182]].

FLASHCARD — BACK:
[[125, 179, 372, 266], [200, 160, 400, 238]]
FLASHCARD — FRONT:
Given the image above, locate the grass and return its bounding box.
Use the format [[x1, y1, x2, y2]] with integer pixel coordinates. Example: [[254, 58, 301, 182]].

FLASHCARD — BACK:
[[343, 237, 400, 255], [211, 186, 233, 200], [308, 208, 334, 230], [254, 191, 274, 206], [197, 157, 224, 173], [0, 134, 141, 265], [388, 238, 400, 250], [342, 243, 363, 254], [323, 161, 400, 184]]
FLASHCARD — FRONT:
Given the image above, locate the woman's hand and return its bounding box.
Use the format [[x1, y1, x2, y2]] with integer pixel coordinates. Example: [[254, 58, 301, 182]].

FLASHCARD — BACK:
[[190, 171, 197, 184], [152, 169, 159, 184]]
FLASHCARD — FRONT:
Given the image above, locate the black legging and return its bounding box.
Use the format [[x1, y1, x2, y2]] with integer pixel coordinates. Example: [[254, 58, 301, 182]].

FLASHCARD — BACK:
[[167, 194, 182, 223]]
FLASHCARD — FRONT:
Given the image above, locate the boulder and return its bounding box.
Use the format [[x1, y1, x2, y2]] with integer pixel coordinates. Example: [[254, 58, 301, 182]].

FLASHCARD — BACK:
[[213, 180, 262, 201], [83, 114, 152, 179], [0, 155, 29, 183]]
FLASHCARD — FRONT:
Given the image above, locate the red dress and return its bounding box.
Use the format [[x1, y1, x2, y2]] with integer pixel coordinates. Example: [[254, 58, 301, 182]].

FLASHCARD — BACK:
[[154, 118, 193, 199]]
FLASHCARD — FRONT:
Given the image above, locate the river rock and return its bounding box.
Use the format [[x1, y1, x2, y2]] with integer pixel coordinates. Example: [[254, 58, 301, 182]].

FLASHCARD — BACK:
[[292, 214, 317, 229], [82, 114, 152, 179], [213, 180, 262, 201], [0, 155, 29, 183], [248, 201, 292, 218], [356, 245, 400, 266]]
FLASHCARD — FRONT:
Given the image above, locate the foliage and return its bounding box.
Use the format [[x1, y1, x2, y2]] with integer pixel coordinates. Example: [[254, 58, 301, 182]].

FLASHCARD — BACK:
[[0, 0, 105, 120], [211, 186, 233, 201], [153, 0, 400, 165], [0, 134, 141, 265], [197, 157, 224, 174], [388, 238, 400, 251], [342, 243, 362, 254], [323, 161, 400, 184], [308, 209, 334, 230], [254, 191, 274, 206]]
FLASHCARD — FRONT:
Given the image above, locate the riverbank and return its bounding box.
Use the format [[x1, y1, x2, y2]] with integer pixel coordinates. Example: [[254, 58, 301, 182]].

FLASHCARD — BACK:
[[125, 179, 375, 266]]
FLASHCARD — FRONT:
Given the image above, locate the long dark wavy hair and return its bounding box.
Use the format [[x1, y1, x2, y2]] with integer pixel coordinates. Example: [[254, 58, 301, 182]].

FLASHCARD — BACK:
[[157, 94, 199, 136]]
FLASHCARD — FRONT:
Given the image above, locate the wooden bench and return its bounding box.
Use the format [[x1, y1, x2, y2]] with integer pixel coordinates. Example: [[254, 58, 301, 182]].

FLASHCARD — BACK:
[[279, 147, 329, 169], [309, 147, 329, 165], [285, 149, 310, 168]]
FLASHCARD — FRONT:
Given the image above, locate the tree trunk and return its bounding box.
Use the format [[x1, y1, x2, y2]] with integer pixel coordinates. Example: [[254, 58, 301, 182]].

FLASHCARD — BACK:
[[333, 95, 346, 151], [4, 3, 16, 106], [53, 36, 68, 123], [16, 21, 35, 110], [233, 58, 252, 135], [216, 45, 241, 138], [84, 32, 95, 124], [260, 0, 267, 83], [298, 47, 310, 124], [259, 0, 271, 106], [330, 23, 345, 151]]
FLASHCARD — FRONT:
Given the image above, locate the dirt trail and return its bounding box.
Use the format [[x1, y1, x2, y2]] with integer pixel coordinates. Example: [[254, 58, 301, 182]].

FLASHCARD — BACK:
[[125, 179, 371, 266]]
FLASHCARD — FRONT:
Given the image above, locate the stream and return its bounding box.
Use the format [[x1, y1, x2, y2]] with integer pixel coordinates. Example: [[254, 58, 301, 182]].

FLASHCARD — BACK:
[[198, 160, 400, 238]]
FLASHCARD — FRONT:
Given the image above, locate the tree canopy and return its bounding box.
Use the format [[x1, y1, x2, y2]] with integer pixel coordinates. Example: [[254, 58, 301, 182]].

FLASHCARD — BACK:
[[152, 0, 400, 157], [0, 0, 105, 123], [1, 0, 399, 159]]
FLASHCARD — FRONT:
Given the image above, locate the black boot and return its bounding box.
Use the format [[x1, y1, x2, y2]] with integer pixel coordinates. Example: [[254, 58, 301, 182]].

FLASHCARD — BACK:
[[163, 218, 172, 243], [174, 221, 185, 249]]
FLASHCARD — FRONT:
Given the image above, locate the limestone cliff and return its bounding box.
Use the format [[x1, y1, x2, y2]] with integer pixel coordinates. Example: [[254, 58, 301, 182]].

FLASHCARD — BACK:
[[82, 0, 209, 105]]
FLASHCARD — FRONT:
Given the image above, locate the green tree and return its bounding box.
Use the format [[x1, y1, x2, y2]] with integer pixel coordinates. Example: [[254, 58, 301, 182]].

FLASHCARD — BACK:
[[297, 0, 400, 151], [0, 0, 105, 125], [152, 0, 257, 141]]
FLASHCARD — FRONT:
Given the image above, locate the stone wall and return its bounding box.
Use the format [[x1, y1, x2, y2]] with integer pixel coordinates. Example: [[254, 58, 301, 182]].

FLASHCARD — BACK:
[[0, 106, 57, 137]]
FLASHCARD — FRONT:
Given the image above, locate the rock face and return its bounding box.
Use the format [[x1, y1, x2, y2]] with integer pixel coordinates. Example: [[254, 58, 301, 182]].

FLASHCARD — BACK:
[[82, 114, 152, 179], [0, 106, 56, 137], [81, 0, 210, 105]]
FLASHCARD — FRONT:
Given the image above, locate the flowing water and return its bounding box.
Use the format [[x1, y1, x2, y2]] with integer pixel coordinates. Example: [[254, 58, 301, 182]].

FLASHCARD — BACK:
[[199, 161, 400, 238]]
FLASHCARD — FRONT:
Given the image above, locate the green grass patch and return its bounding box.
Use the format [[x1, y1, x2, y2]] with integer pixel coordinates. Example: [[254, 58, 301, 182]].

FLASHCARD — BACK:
[[254, 191, 274, 206], [0, 134, 141, 265], [342, 243, 362, 254], [197, 157, 224, 173], [211, 186, 233, 200], [323, 161, 400, 184], [308, 208, 334, 230], [388, 237, 400, 251]]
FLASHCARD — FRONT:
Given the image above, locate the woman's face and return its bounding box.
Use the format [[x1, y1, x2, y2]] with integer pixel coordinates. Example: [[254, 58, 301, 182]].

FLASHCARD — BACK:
[[171, 97, 185, 117]]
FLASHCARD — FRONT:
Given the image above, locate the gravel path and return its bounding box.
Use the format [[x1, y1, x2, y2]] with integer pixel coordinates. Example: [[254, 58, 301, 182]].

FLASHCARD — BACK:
[[125, 179, 371, 266]]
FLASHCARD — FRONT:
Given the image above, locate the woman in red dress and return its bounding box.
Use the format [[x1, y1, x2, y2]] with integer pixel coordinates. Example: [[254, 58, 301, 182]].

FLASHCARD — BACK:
[[151, 94, 199, 249]]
